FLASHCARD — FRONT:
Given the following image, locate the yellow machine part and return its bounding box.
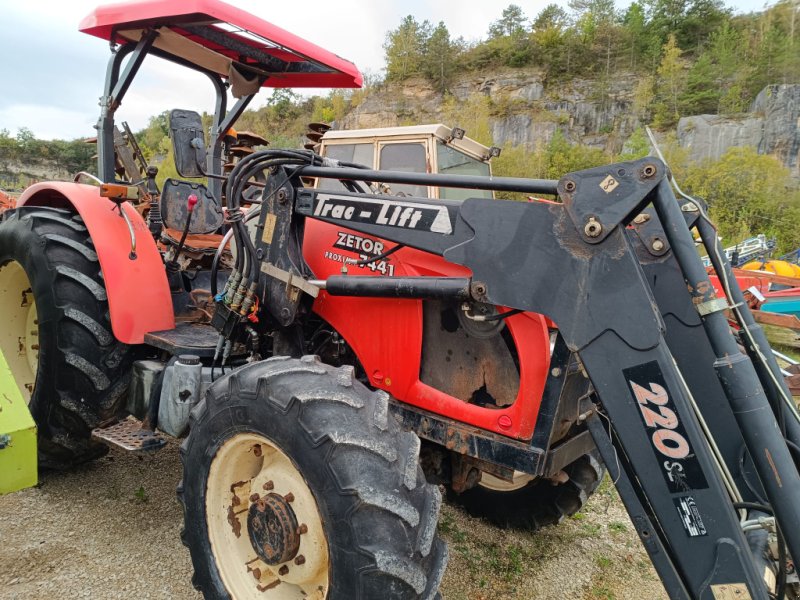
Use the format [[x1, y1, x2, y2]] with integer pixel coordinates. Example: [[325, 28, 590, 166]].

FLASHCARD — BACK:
[[0, 347, 37, 495], [741, 260, 800, 279]]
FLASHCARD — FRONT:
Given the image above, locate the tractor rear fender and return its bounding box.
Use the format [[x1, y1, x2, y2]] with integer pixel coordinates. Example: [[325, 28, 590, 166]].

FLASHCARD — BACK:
[[16, 182, 174, 344]]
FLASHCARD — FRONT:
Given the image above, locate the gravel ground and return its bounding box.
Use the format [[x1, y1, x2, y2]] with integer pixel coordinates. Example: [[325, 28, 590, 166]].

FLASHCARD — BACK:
[[0, 441, 666, 599]]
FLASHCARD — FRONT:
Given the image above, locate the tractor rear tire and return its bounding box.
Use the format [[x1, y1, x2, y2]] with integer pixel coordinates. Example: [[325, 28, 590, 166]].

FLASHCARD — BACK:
[[449, 451, 605, 531], [0, 207, 131, 469], [179, 356, 448, 599]]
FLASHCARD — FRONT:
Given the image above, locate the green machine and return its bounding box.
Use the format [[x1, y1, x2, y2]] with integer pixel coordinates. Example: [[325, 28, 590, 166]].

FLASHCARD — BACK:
[[0, 348, 37, 495]]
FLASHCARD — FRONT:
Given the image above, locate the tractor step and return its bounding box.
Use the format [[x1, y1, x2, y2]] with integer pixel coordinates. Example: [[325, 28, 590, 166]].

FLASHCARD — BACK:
[[144, 322, 219, 358], [91, 416, 167, 453]]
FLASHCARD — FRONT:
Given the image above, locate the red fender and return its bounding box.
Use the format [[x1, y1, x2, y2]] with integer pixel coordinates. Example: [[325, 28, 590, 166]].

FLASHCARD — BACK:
[[17, 182, 174, 344]]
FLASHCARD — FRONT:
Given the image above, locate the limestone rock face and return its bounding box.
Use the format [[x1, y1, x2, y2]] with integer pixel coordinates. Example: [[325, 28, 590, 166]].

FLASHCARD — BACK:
[[753, 84, 800, 177], [339, 72, 798, 177], [677, 84, 799, 176]]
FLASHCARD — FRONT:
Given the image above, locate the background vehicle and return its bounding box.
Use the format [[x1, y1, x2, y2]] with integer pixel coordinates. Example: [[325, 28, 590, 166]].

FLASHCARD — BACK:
[[1, 1, 799, 599]]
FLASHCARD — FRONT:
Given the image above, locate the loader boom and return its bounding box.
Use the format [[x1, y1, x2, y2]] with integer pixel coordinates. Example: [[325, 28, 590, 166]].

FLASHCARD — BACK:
[[276, 157, 800, 599]]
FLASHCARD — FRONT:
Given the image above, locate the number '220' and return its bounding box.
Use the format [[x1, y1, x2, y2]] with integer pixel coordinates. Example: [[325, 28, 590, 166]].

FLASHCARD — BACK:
[[629, 381, 690, 460]]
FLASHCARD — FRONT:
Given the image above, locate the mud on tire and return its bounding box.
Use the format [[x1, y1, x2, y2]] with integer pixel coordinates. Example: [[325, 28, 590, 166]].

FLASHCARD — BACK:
[[179, 356, 448, 599], [0, 207, 131, 469], [449, 451, 605, 531]]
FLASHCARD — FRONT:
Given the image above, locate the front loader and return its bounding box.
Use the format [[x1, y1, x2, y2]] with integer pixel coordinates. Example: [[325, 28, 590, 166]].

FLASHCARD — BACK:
[[1, 1, 799, 598]]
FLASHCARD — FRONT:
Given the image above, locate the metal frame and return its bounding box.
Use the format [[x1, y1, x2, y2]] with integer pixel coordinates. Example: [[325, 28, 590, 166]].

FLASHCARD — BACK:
[[96, 35, 259, 201]]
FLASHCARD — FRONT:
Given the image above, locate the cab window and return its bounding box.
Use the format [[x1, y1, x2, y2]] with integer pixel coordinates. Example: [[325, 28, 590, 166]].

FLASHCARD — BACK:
[[319, 143, 373, 190], [436, 141, 493, 201], [378, 142, 428, 198]]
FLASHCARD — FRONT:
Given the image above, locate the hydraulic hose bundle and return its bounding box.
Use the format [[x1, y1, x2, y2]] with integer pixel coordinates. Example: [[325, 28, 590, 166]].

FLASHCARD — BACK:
[[210, 148, 370, 367]]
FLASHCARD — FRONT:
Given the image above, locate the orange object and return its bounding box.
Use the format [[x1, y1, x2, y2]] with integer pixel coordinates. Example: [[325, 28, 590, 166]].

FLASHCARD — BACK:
[[742, 259, 800, 279], [17, 182, 174, 344]]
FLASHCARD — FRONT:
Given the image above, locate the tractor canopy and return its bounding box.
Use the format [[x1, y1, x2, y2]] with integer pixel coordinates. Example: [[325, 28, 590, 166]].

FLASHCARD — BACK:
[[79, 0, 363, 89]]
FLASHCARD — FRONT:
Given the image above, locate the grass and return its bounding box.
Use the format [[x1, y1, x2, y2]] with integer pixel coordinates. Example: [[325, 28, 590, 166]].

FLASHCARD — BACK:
[[133, 485, 149, 503]]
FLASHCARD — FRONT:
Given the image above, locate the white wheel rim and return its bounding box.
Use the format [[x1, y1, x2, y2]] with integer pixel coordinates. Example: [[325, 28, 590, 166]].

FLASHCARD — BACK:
[[206, 432, 329, 600], [479, 470, 535, 492], [0, 261, 39, 403]]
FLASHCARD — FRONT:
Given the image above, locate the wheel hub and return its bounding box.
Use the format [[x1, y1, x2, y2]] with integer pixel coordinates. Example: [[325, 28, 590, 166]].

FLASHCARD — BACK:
[[247, 493, 301, 565]]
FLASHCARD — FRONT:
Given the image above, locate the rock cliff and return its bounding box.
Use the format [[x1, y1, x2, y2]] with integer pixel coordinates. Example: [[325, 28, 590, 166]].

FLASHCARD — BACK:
[[678, 85, 799, 176], [341, 72, 799, 176]]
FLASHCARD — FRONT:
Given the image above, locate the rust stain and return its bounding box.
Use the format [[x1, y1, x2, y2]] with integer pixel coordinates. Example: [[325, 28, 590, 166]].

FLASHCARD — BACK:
[[227, 505, 242, 538], [258, 579, 281, 591], [764, 448, 782, 487]]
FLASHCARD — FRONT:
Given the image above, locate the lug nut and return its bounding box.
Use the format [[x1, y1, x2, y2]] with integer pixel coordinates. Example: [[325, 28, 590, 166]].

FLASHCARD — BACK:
[[295, 555, 306, 566], [249, 493, 260, 503], [263, 481, 274, 491], [252, 568, 262, 580], [278, 565, 289, 576], [253, 444, 262, 457], [298, 524, 308, 535], [284, 492, 295, 503]]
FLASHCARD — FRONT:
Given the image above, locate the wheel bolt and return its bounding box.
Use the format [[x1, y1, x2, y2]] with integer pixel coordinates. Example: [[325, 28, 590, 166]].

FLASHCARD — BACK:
[[284, 492, 295, 503], [278, 565, 289, 576], [263, 481, 274, 491], [294, 555, 306, 565], [249, 493, 260, 502], [298, 524, 308, 535]]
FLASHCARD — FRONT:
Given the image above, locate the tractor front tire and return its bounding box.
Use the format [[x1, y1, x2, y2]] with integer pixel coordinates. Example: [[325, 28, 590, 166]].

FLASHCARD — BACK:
[[0, 207, 131, 469], [449, 451, 605, 531], [179, 356, 448, 599]]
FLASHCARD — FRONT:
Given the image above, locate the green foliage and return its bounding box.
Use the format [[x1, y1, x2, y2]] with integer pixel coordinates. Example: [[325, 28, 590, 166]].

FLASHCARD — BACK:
[[653, 34, 687, 127], [422, 22, 460, 93], [682, 146, 800, 253], [0, 127, 95, 190], [617, 127, 651, 160], [384, 16, 431, 81], [379, 0, 797, 116]]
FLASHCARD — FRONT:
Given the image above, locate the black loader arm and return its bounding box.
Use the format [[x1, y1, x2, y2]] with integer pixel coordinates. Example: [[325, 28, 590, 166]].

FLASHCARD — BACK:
[[292, 157, 800, 600]]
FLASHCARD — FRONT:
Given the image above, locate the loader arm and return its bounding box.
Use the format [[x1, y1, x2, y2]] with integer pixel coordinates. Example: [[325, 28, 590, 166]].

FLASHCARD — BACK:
[[280, 157, 800, 599]]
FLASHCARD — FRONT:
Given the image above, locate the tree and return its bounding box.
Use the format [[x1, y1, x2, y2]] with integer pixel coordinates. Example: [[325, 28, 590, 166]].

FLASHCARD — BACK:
[[488, 5, 527, 39], [422, 22, 459, 93], [680, 53, 719, 114], [654, 34, 687, 127], [569, 0, 620, 78], [622, 2, 654, 70], [532, 4, 569, 31], [384, 16, 431, 81], [531, 5, 571, 74]]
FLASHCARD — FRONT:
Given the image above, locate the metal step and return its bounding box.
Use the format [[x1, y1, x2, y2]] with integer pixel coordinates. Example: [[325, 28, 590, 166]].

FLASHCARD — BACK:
[[91, 416, 167, 453], [144, 322, 219, 358]]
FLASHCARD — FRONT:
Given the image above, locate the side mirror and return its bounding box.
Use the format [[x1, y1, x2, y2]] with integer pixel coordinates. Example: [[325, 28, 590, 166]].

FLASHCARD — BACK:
[[169, 109, 206, 178]]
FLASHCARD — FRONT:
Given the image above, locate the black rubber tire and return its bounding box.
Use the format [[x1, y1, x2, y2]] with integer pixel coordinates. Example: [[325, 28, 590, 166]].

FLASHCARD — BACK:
[[448, 451, 605, 531], [179, 355, 448, 599], [0, 207, 132, 469]]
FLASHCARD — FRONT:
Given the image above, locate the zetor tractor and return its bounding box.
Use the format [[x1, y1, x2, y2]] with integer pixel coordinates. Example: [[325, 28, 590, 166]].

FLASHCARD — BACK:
[[2, 1, 800, 599]]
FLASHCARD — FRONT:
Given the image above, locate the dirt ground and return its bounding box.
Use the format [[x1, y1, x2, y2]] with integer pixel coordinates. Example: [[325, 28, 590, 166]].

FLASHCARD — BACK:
[[0, 441, 667, 600]]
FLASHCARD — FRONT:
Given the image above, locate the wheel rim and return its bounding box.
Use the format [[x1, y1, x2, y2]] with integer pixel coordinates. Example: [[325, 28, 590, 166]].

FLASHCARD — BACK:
[[479, 471, 535, 492], [0, 260, 39, 403], [206, 432, 330, 599]]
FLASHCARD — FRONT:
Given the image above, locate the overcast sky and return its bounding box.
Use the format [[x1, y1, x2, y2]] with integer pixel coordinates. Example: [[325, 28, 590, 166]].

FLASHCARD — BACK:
[[0, 0, 771, 140]]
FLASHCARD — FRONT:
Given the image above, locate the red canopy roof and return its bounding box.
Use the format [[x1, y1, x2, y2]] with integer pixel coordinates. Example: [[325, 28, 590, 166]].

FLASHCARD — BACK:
[[79, 0, 362, 89]]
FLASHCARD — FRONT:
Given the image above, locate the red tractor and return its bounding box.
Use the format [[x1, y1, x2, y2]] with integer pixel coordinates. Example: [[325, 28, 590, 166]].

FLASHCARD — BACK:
[[2, 2, 800, 599]]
